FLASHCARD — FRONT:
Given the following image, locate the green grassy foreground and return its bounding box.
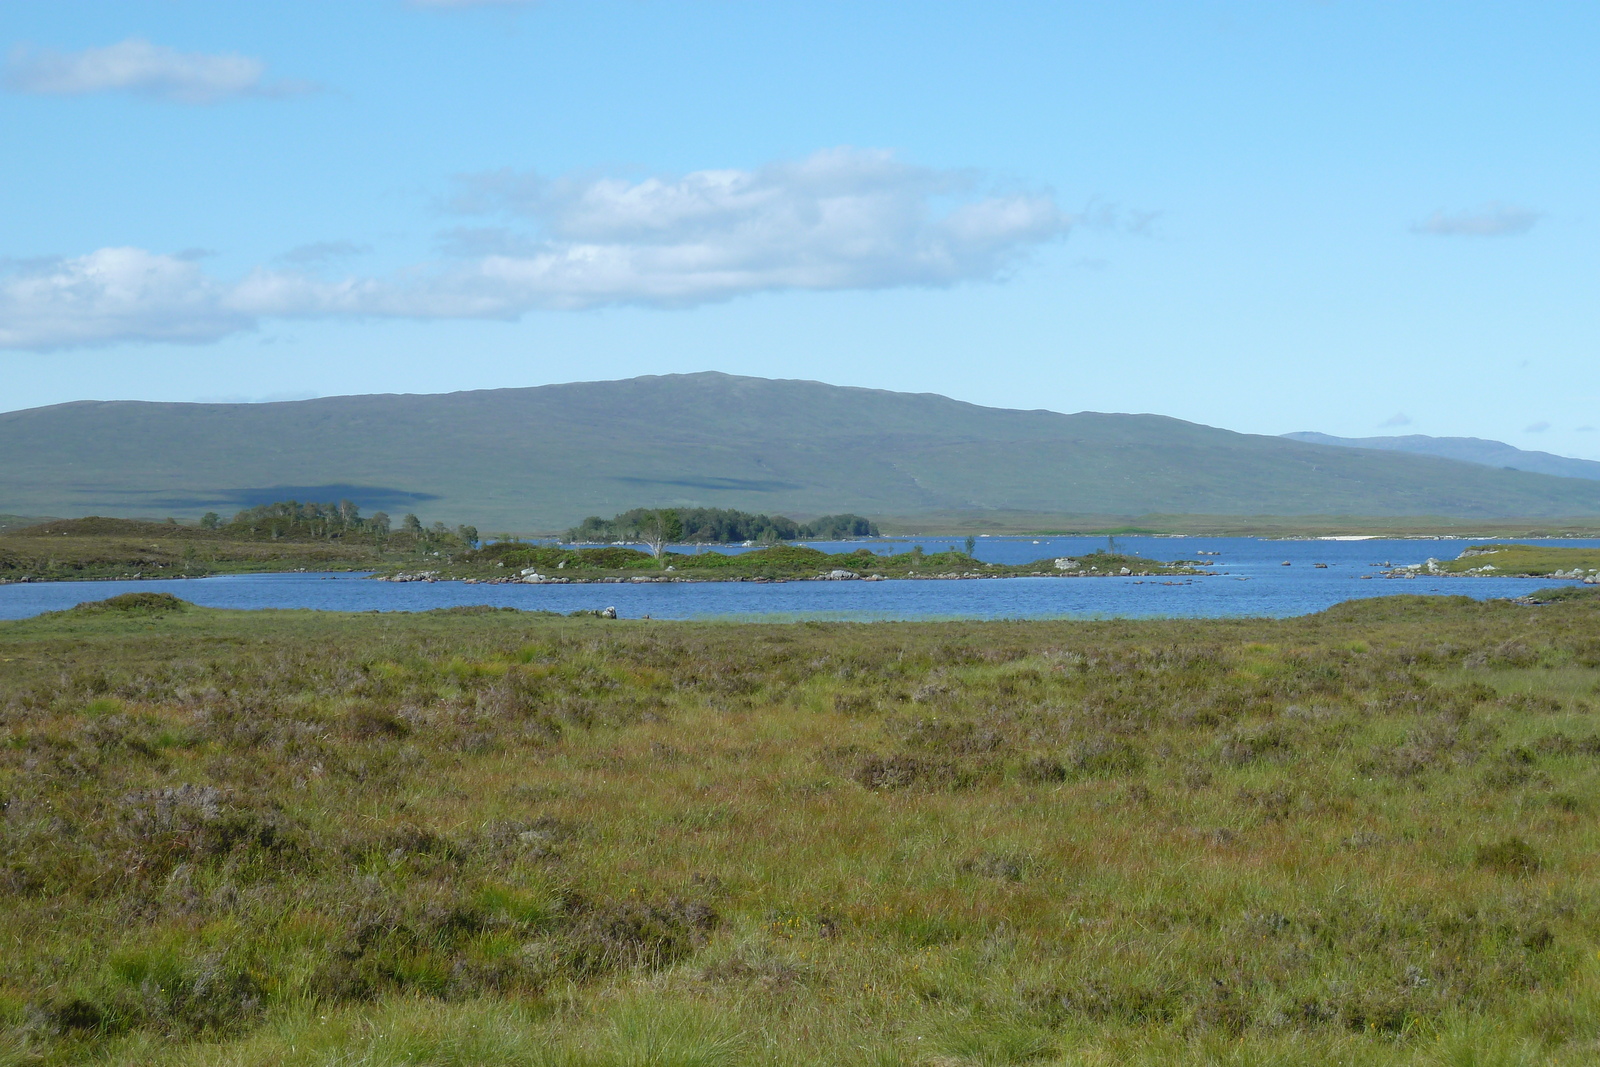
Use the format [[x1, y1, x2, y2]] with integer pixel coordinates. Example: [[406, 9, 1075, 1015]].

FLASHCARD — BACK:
[[4, 591, 1600, 1065]]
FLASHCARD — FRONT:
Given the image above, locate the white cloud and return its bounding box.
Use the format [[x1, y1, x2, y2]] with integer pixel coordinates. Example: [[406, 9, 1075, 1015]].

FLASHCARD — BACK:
[[1525, 420, 1552, 433], [0, 248, 251, 349], [1411, 202, 1540, 237], [0, 149, 1071, 351], [445, 147, 1068, 302], [4, 38, 309, 104]]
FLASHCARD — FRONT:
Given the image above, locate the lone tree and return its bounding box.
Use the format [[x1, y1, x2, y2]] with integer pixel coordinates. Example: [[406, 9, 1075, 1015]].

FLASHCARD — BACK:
[[637, 509, 683, 564]]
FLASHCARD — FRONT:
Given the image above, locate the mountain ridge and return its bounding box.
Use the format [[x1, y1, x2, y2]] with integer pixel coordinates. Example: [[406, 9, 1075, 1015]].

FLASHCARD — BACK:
[[6, 372, 1600, 529], [1283, 431, 1600, 482]]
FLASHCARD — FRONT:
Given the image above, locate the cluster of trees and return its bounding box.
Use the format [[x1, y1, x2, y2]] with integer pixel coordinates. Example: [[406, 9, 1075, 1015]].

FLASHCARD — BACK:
[[208, 500, 478, 548], [567, 507, 879, 549], [568, 507, 792, 545], [804, 513, 882, 539]]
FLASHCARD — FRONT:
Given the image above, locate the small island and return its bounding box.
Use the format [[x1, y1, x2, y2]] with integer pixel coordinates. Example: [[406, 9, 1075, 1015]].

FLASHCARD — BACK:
[[1390, 544, 1600, 583], [375, 506, 1201, 583], [0, 503, 1204, 585], [379, 541, 1201, 584]]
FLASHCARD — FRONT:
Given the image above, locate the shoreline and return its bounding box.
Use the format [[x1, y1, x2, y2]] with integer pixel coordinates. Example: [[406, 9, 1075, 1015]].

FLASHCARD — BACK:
[[0, 567, 1208, 587], [382, 569, 1206, 585]]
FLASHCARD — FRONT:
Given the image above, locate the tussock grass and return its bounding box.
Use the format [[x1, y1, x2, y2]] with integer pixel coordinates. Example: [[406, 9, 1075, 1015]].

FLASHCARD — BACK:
[[0, 529, 389, 581], [3, 592, 1600, 1063]]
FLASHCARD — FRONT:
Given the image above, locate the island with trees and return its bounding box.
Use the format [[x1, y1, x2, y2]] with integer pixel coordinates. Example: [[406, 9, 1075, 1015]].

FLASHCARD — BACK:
[[568, 507, 879, 545], [383, 509, 1200, 584], [0, 503, 1202, 585]]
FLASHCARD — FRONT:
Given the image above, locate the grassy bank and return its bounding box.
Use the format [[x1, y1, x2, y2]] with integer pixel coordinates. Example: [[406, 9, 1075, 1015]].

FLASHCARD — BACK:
[[3, 590, 1600, 1064], [408, 542, 1196, 584], [0, 517, 466, 583], [1436, 544, 1600, 579]]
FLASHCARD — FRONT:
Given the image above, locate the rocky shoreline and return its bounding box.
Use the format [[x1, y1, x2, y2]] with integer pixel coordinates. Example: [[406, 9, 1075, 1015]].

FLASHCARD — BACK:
[[1380, 557, 1600, 584], [374, 566, 1200, 585]]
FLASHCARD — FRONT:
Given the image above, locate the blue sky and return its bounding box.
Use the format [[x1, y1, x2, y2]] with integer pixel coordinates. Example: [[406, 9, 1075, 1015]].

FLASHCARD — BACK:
[[2, 1, 1596, 459]]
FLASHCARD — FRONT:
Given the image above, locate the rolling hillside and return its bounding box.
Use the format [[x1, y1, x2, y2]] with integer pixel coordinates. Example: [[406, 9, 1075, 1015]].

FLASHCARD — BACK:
[[1283, 431, 1600, 482], [6, 372, 1600, 530]]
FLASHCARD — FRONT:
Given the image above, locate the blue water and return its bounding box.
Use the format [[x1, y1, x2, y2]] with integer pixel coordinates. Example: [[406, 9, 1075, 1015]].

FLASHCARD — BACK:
[[2, 536, 1594, 622]]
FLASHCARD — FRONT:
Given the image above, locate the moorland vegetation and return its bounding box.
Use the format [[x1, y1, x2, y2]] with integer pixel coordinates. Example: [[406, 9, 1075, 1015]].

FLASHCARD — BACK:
[[3, 590, 1600, 1064], [1436, 544, 1600, 580], [0, 503, 477, 583]]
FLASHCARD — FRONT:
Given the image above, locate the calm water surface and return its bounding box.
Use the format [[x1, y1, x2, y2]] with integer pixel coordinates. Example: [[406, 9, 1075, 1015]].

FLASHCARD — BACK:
[[2, 536, 1595, 622]]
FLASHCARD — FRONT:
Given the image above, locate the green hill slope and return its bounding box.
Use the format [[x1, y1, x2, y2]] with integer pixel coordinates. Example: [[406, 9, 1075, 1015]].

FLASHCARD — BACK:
[[5, 372, 1600, 529], [1283, 431, 1600, 481]]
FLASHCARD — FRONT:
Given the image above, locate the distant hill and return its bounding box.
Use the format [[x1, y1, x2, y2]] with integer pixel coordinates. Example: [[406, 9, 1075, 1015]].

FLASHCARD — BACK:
[[1284, 431, 1600, 482], [6, 372, 1600, 529]]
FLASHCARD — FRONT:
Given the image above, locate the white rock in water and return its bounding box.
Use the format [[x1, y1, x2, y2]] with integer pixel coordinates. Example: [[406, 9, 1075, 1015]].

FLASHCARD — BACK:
[[828, 569, 859, 579]]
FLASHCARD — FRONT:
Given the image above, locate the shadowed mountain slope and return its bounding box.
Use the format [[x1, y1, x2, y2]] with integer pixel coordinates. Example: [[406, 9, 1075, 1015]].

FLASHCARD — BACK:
[[1284, 431, 1600, 482], [6, 372, 1600, 529]]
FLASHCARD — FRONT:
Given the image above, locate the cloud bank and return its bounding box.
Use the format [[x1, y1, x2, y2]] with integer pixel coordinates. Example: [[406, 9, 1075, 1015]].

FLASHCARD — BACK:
[[4, 38, 308, 104], [1411, 202, 1540, 237], [0, 148, 1070, 351]]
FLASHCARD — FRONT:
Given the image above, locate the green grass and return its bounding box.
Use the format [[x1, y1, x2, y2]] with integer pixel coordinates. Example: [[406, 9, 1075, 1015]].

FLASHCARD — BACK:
[[0, 518, 469, 582], [3, 591, 1600, 1064], [1437, 544, 1600, 578], [0, 530, 390, 581]]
